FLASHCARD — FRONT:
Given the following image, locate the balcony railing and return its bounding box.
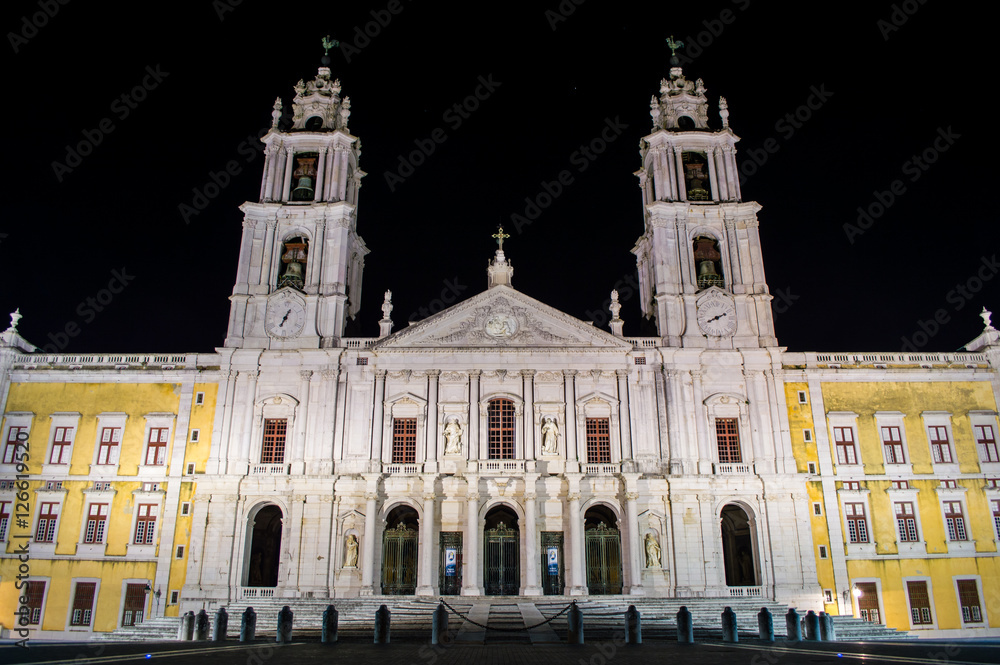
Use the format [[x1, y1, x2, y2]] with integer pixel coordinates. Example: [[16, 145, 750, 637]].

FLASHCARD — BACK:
[[479, 459, 526, 474], [384, 463, 421, 475], [784, 351, 988, 369], [239, 587, 276, 600], [584, 462, 620, 476], [13, 353, 194, 369], [250, 463, 289, 475], [341, 338, 378, 349], [728, 586, 762, 598], [714, 463, 754, 475]]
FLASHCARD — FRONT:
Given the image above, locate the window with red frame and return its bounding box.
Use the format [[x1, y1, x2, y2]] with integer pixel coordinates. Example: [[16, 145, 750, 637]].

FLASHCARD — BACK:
[[134, 504, 157, 544], [834, 426, 858, 465], [391, 418, 417, 463], [261, 419, 287, 464], [716, 418, 742, 464], [586, 418, 611, 463], [975, 424, 999, 463], [928, 425, 953, 463], [144, 427, 169, 466], [96, 427, 120, 465], [84, 504, 108, 544], [35, 502, 59, 543], [881, 426, 905, 464], [49, 426, 74, 465]]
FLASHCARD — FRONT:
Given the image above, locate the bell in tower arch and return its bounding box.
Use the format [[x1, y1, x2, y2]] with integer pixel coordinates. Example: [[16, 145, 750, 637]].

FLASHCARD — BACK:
[[290, 154, 318, 201], [278, 236, 309, 290], [693, 236, 724, 289]]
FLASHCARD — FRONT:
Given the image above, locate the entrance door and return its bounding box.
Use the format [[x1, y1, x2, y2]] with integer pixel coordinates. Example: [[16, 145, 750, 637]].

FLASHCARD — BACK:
[[121, 583, 146, 626], [381, 523, 418, 595], [585, 522, 623, 595], [439, 532, 463, 595], [484, 521, 519, 595], [856, 582, 881, 622], [541, 532, 564, 595]]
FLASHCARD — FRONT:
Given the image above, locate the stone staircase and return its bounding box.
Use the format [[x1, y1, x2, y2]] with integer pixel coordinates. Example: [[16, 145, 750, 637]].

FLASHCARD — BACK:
[[92, 595, 913, 642]]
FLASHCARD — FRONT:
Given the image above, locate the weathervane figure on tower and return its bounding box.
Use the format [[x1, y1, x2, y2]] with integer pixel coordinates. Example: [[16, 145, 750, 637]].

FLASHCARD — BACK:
[[321, 35, 340, 66], [666, 35, 684, 58]]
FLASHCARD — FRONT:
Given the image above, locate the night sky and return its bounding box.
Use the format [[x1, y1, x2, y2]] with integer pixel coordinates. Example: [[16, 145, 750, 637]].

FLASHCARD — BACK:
[[3, 2, 996, 355]]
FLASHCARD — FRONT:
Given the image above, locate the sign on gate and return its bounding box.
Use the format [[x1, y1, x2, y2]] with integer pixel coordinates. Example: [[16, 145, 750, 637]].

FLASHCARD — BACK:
[[445, 548, 457, 576], [547, 547, 559, 576]]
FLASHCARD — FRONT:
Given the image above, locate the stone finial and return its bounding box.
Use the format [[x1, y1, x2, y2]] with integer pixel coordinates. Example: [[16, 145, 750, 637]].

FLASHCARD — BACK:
[[609, 290, 624, 337], [982, 307, 995, 331], [271, 97, 283, 128], [719, 96, 730, 129], [6, 308, 21, 333], [338, 96, 351, 130], [650, 96, 662, 129], [379, 291, 393, 338]]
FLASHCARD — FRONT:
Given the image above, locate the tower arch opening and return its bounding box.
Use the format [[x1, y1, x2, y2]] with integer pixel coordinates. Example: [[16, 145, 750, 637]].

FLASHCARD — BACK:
[[381, 504, 419, 595], [721, 503, 758, 587], [245, 504, 283, 588], [584, 504, 623, 595], [483, 504, 519, 595]]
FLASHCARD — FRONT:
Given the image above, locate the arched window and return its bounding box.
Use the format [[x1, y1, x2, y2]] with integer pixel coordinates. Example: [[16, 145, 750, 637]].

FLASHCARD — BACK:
[[290, 153, 318, 201], [682, 151, 712, 200], [488, 399, 515, 459], [278, 236, 308, 290], [693, 236, 724, 289]]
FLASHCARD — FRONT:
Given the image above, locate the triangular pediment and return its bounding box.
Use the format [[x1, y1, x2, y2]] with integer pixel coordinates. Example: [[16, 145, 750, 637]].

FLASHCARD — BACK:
[[373, 286, 633, 351]]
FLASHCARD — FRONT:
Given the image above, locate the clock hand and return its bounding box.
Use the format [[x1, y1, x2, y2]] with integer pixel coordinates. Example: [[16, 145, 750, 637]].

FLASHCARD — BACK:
[[279, 308, 291, 327], [708, 313, 727, 322]]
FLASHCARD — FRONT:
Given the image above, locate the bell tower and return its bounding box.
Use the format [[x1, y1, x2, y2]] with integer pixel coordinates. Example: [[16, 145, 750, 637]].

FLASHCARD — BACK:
[[225, 47, 368, 349], [632, 41, 776, 349]]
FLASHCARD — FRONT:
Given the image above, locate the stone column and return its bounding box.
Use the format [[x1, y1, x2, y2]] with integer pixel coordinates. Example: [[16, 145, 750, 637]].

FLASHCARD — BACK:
[[291, 370, 312, 475], [706, 146, 720, 201], [566, 474, 586, 595], [523, 479, 542, 595], [564, 370, 578, 471], [281, 146, 295, 201], [323, 148, 336, 201], [713, 148, 730, 200], [468, 370, 481, 461], [236, 371, 259, 473], [462, 483, 481, 595], [269, 147, 286, 202], [616, 370, 634, 462], [371, 370, 386, 463], [426, 370, 440, 468], [260, 145, 275, 201], [314, 146, 327, 202], [625, 489, 645, 595], [523, 370, 536, 460], [690, 370, 712, 474], [665, 146, 678, 200], [416, 483, 436, 596], [360, 490, 378, 595], [674, 149, 687, 201]]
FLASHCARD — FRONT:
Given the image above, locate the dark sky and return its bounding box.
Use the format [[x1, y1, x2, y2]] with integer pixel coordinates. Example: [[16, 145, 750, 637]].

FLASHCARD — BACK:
[[3, 2, 996, 355]]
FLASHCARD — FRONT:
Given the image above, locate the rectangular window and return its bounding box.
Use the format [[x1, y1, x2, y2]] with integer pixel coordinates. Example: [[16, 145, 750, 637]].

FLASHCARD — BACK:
[[84, 504, 109, 544], [96, 427, 121, 465], [261, 419, 287, 464], [190, 429, 200, 442], [181, 502, 191, 516], [834, 426, 858, 465], [857, 582, 880, 623], [49, 426, 74, 465], [3, 425, 27, 464], [823, 589, 834, 603], [891, 480, 909, 490], [957, 580, 983, 623], [813, 502, 822, 516], [71, 582, 97, 626], [975, 424, 999, 462], [195, 392, 205, 405], [0, 501, 9, 541], [176, 545, 185, 559], [881, 426, 905, 464], [845, 502, 869, 543], [798, 391, 808, 404], [133, 504, 157, 545], [895, 502, 919, 542], [818, 545, 828, 559], [170, 590, 180, 604], [487, 399, 515, 460], [391, 418, 417, 463], [26, 580, 45, 624], [35, 502, 59, 543], [907, 581, 933, 625], [803, 429, 813, 442], [633, 356, 646, 365], [716, 418, 741, 464], [586, 418, 611, 463], [943, 501, 967, 541], [122, 583, 147, 627], [144, 427, 169, 466], [992, 499, 1000, 540], [928, 425, 953, 463]]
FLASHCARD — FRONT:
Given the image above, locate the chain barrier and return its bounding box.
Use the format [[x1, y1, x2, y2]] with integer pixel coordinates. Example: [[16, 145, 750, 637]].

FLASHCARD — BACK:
[[438, 598, 575, 632]]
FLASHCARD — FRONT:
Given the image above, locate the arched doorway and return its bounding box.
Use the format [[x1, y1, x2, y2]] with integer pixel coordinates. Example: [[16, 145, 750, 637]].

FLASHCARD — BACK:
[[720, 504, 757, 586], [246, 505, 282, 587], [584, 505, 623, 595], [483, 505, 519, 595], [382, 505, 419, 595]]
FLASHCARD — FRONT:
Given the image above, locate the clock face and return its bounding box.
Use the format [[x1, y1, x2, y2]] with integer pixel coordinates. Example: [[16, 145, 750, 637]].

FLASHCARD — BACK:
[[697, 298, 737, 337], [265, 300, 306, 338]]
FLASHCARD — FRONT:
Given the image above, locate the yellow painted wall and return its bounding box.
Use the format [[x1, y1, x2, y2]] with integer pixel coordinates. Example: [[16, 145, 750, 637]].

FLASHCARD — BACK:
[[165, 481, 197, 617], [806, 481, 839, 614], [185, 383, 217, 474], [785, 382, 817, 473]]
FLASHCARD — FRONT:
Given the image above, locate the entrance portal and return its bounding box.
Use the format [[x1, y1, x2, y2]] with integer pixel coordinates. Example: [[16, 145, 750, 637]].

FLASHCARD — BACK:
[[720, 504, 757, 586], [381, 505, 418, 595], [439, 531, 463, 595], [584, 505, 623, 595], [541, 531, 564, 595], [246, 505, 282, 587], [484, 505, 519, 595]]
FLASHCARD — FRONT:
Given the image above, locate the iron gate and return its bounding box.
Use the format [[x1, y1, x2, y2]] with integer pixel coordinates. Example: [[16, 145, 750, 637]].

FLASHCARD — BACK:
[[585, 522, 623, 595], [381, 522, 418, 595], [484, 521, 519, 595], [541, 531, 564, 595], [439, 531, 463, 595]]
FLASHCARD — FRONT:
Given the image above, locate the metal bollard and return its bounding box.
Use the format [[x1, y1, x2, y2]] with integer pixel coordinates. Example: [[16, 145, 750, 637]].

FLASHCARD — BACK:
[[819, 612, 836, 641], [213, 607, 228, 641], [804, 610, 820, 641], [757, 607, 774, 642], [676, 605, 694, 644], [195, 609, 210, 641], [785, 608, 801, 642], [567, 602, 584, 645], [432, 603, 449, 646], [277, 605, 293, 643], [322, 605, 339, 644], [179, 611, 195, 641], [721, 606, 738, 643], [240, 607, 257, 642], [374, 604, 391, 644], [625, 605, 642, 644]]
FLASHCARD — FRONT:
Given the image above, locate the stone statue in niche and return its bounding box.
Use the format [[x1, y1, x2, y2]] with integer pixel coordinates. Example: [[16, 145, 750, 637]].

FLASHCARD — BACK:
[[443, 418, 464, 455], [645, 532, 661, 568], [343, 534, 358, 568], [541, 417, 559, 455]]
